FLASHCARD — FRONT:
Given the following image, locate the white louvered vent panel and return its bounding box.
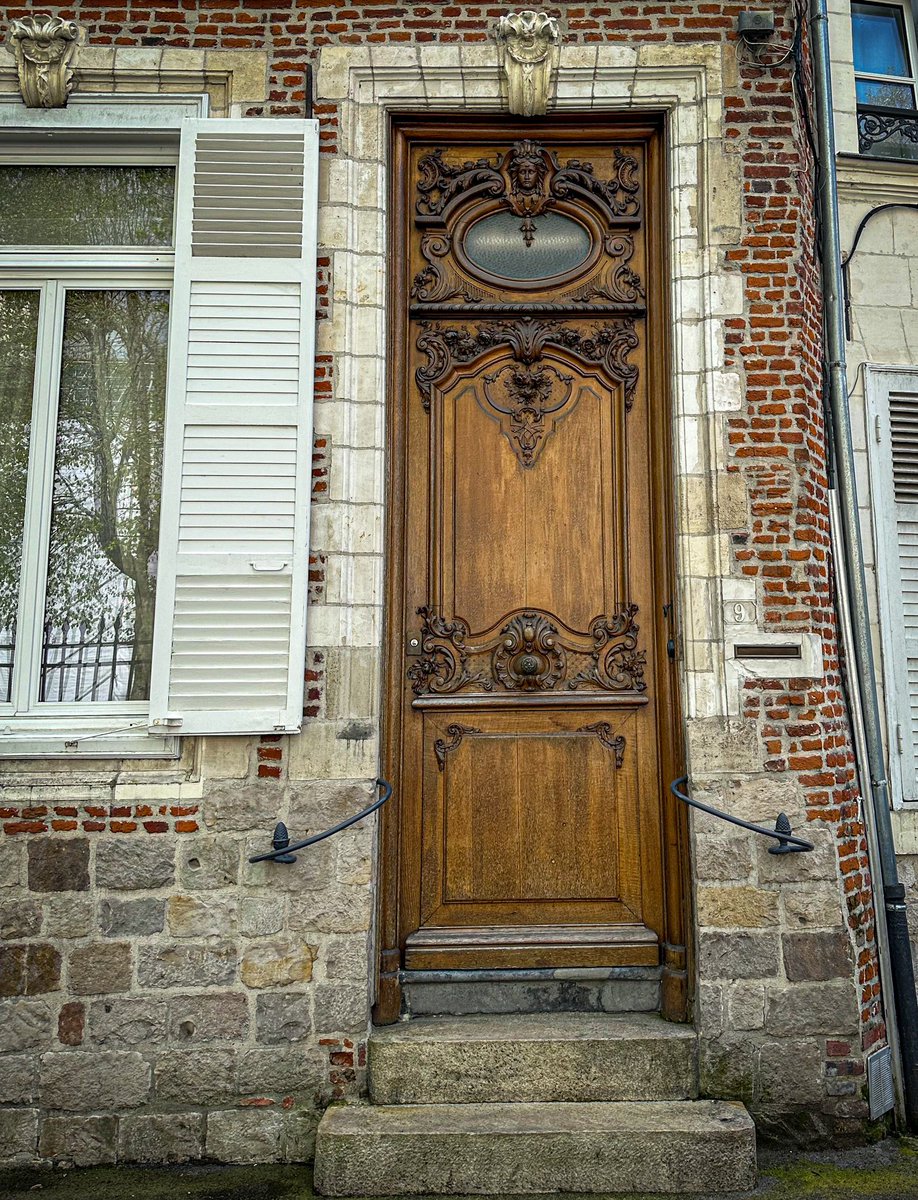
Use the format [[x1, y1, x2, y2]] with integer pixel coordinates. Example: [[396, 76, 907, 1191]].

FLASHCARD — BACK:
[[890, 391, 918, 503], [179, 425, 297, 555], [187, 282, 301, 404], [191, 133, 304, 258], [170, 577, 291, 709]]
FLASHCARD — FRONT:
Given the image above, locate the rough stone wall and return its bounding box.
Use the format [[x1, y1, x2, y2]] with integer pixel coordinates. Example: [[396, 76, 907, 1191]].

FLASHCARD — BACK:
[[0, 0, 891, 1165]]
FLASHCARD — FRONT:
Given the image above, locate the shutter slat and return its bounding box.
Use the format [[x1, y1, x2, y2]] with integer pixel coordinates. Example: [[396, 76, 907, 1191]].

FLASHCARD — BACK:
[[150, 118, 318, 736]]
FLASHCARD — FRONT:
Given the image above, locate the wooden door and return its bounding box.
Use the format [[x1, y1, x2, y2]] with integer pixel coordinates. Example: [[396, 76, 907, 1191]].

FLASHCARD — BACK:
[[378, 117, 687, 1020]]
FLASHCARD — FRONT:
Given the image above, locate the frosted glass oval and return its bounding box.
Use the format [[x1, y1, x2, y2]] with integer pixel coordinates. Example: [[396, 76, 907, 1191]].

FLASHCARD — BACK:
[[463, 211, 591, 281]]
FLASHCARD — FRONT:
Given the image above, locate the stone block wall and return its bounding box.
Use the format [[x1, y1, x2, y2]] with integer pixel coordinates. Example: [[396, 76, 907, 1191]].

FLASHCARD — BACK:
[[0, 0, 895, 1163], [0, 738, 375, 1166]]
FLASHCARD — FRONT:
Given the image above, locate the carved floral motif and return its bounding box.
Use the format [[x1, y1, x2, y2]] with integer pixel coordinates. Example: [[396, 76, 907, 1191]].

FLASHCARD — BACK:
[[407, 605, 645, 696], [8, 16, 84, 109], [407, 607, 493, 697], [568, 606, 646, 692], [415, 316, 639, 411], [482, 362, 574, 466]]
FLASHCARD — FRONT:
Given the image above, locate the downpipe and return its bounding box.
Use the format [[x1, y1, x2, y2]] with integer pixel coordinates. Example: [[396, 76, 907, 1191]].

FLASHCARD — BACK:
[[809, 0, 918, 1129]]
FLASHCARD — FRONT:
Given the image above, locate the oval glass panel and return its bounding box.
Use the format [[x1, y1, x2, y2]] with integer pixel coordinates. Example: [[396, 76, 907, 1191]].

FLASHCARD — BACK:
[[463, 211, 592, 281]]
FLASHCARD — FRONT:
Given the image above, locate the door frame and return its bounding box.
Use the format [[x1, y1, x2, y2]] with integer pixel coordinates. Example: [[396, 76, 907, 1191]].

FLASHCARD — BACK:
[[374, 111, 690, 1025]]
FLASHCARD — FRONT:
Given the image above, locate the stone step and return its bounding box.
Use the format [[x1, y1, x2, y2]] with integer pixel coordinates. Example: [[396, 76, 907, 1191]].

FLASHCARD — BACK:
[[314, 1099, 757, 1196], [369, 1012, 698, 1104], [401, 967, 661, 1016]]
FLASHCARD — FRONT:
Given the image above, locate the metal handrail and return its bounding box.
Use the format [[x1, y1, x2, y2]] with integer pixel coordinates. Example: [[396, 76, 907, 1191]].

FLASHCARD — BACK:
[[670, 774, 813, 855], [248, 777, 392, 865]]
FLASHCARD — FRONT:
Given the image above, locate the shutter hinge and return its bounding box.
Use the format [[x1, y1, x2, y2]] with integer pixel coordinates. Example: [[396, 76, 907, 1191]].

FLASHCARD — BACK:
[[898, 723, 905, 756], [149, 714, 183, 733], [875, 415, 883, 444]]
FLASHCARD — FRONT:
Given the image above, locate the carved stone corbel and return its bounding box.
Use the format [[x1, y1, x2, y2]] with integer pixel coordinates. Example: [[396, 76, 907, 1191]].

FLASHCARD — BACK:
[[495, 11, 561, 117], [8, 16, 85, 109]]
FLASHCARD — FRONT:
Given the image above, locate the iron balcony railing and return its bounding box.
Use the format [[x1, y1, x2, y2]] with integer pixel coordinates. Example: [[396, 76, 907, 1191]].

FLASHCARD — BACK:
[[858, 103, 918, 157]]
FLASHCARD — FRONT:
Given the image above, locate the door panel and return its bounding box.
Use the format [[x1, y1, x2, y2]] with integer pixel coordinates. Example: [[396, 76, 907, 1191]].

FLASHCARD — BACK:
[[380, 119, 685, 998]]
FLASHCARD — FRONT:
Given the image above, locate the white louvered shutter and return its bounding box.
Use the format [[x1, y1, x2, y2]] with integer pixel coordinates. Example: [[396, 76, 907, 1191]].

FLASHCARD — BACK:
[[867, 368, 918, 804], [149, 118, 318, 735]]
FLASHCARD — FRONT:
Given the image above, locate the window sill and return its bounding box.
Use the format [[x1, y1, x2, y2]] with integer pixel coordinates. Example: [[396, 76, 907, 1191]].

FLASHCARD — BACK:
[[0, 726, 179, 759]]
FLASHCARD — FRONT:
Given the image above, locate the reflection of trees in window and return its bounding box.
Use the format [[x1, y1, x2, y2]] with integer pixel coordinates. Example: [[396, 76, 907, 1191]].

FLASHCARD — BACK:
[[43, 290, 168, 702], [0, 167, 174, 246], [856, 79, 916, 108], [0, 291, 39, 701]]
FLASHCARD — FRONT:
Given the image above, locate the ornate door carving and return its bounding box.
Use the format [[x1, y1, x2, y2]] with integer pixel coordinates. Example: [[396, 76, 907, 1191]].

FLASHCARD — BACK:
[[379, 118, 686, 1018]]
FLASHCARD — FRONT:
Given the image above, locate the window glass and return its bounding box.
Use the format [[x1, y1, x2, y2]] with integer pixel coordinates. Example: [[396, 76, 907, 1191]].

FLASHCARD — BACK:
[[856, 77, 916, 106], [0, 166, 175, 247], [853, 2, 911, 79], [41, 289, 168, 703], [463, 211, 592, 281], [0, 290, 40, 704]]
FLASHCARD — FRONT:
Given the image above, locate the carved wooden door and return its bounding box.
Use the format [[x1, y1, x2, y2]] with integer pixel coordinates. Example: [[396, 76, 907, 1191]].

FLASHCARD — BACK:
[[380, 119, 684, 1011]]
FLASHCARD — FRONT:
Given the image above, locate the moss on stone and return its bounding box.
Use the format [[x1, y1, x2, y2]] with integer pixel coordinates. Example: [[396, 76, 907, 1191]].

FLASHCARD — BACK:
[[3, 1142, 918, 1200], [0, 1164, 309, 1200]]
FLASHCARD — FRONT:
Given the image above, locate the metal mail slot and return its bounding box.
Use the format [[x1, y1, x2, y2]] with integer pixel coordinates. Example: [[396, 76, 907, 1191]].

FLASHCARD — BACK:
[[733, 643, 803, 660]]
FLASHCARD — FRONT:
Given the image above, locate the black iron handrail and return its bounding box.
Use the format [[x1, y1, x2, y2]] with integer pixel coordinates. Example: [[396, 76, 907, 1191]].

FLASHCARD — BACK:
[[249, 777, 392, 865], [670, 774, 813, 855]]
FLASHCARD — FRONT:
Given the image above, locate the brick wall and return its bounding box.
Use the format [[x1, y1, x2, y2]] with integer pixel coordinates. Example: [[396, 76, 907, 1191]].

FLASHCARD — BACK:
[[0, 0, 892, 1165]]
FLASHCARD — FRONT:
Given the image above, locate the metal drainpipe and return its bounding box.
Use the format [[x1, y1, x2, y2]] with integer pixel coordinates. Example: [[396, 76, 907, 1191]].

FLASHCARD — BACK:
[[809, 0, 918, 1130]]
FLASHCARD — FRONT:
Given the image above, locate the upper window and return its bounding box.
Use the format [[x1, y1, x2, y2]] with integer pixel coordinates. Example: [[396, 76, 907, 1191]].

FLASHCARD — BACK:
[[0, 165, 175, 246], [854, 1, 918, 159]]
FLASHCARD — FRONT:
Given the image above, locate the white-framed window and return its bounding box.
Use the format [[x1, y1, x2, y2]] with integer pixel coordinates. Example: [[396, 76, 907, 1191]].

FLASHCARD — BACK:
[[866, 365, 918, 806], [0, 103, 319, 756], [853, 0, 918, 158]]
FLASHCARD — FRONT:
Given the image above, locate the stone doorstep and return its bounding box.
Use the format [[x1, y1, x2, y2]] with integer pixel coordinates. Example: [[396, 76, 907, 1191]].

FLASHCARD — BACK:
[[369, 1012, 699, 1105], [313, 1099, 758, 1196], [401, 971, 662, 1017]]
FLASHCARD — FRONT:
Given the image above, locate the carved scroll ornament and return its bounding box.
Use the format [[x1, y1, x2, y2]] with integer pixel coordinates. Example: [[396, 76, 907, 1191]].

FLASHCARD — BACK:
[[408, 605, 646, 697], [416, 141, 641, 223], [495, 11, 561, 117], [434, 724, 481, 771], [412, 140, 644, 310], [415, 316, 639, 412], [578, 722, 626, 768], [8, 16, 85, 108]]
